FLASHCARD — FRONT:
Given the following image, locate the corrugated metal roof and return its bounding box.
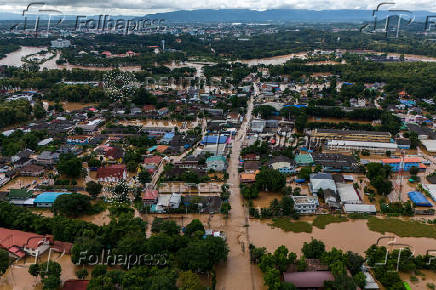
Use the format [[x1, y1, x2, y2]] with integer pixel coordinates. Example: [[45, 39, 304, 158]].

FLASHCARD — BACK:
[[34, 192, 71, 203]]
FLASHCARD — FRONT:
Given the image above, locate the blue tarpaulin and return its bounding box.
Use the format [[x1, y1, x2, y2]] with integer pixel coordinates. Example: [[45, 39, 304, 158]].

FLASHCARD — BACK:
[[408, 191, 433, 207]]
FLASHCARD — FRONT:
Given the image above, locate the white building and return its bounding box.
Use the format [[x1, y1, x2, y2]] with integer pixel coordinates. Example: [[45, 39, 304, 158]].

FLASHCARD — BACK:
[[327, 140, 398, 154], [343, 204, 376, 214], [291, 195, 319, 214], [310, 173, 337, 195], [337, 183, 361, 204], [51, 39, 71, 48]]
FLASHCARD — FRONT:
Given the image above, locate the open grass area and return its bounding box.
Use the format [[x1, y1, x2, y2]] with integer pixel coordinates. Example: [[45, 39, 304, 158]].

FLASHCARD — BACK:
[[313, 215, 349, 229], [269, 218, 313, 233], [367, 217, 436, 239]]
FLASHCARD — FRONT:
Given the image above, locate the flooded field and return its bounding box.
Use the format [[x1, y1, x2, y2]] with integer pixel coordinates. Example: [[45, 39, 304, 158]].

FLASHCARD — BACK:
[[0, 47, 45, 67], [0, 253, 83, 290], [249, 218, 436, 256], [0, 46, 141, 71], [252, 191, 285, 208], [400, 270, 436, 289], [237, 52, 307, 66], [0, 177, 40, 192]]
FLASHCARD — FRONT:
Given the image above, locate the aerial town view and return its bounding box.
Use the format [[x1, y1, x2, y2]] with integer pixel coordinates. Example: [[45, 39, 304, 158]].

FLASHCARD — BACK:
[[0, 0, 435, 289]]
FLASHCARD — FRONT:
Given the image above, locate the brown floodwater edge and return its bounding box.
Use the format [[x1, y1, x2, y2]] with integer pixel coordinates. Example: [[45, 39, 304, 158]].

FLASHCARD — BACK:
[[249, 218, 436, 257]]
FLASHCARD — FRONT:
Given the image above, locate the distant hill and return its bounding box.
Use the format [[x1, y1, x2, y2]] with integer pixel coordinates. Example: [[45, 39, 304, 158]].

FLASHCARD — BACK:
[[143, 9, 433, 23], [1, 9, 433, 23]]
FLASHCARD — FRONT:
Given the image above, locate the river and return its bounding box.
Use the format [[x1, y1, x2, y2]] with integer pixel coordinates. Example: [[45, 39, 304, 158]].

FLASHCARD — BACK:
[[2, 47, 435, 75]]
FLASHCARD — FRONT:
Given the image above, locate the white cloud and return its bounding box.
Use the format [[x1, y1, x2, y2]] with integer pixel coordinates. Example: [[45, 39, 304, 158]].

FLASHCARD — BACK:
[[0, 0, 434, 15]]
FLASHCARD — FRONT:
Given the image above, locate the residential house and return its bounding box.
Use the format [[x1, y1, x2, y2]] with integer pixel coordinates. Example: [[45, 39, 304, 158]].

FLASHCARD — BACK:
[[240, 172, 257, 183], [96, 165, 127, 183], [34, 192, 71, 207], [66, 136, 92, 145], [295, 153, 313, 167], [243, 160, 261, 173], [291, 195, 319, 214], [268, 156, 295, 174], [309, 173, 337, 195], [143, 105, 157, 113], [143, 155, 163, 174], [62, 280, 90, 290], [155, 193, 182, 212], [20, 164, 44, 177], [158, 107, 169, 116], [57, 144, 83, 156], [142, 189, 159, 205], [160, 132, 175, 144], [8, 189, 34, 206], [0, 227, 50, 258], [37, 151, 60, 166], [206, 156, 227, 171], [283, 271, 334, 289]]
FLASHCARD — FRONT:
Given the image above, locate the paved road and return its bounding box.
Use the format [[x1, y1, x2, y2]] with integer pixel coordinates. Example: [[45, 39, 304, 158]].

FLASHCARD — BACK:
[[215, 94, 264, 290]]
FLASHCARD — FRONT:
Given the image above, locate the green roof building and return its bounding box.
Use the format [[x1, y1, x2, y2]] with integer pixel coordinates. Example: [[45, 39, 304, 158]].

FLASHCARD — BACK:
[[295, 154, 314, 166], [8, 189, 35, 206]]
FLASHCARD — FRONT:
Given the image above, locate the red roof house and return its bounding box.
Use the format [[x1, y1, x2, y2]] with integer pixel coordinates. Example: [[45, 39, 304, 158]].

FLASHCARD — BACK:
[[63, 280, 89, 290], [0, 228, 50, 258], [96, 164, 127, 183], [142, 189, 158, 204]]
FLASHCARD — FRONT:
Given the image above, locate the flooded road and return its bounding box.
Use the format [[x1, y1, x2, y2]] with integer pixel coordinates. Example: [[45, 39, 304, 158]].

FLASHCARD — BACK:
[[214, 92, 265, 290]]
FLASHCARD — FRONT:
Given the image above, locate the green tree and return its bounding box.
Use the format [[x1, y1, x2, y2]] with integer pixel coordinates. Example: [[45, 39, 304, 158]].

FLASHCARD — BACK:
[[0, 248, 9, 275], [297, 167, 312, 180], [76, 268, 89, 280], [409, 131, 419, 149], [302, 239, 325, 259], [176, 237, 229, 272], [184, 219, 205, 237], [86, 181, 103, 197], [28, 263, 40, 278], [409, 166, 419, 176], [138, 170, 152, 185], [264, 268, 281, 290], [151, 218, 181, 235], [53, 193, 92, 218], [41, 275, 60, 290], [220, 202, 231, 217], [178, 271, 205, 290], [353, 272, 366, 289], [57, 154, 83, 178], [255, 168, 286, 192]]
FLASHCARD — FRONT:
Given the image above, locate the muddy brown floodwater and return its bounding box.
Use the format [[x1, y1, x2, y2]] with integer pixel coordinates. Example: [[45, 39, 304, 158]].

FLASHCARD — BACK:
[[249, 219, 436, 256]]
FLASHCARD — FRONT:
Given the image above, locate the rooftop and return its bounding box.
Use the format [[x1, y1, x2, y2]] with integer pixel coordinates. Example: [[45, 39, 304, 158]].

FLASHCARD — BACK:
[[34, 192, 71, 203]]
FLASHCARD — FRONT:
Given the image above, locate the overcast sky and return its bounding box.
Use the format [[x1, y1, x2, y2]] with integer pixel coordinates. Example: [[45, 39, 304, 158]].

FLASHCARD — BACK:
[[0, 0, 434, 15]]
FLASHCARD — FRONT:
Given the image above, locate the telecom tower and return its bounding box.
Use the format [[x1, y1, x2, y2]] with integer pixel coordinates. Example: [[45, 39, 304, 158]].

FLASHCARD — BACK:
[[161, 40, 165, 52], [393, 151, 405, 202]]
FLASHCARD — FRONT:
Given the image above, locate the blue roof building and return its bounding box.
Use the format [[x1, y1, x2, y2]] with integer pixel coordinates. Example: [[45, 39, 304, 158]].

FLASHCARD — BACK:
[[201, 135, 228, 145], [34, 192, 71, 208], [408, 191, 432, 207], [160, 132, 175, 144]]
